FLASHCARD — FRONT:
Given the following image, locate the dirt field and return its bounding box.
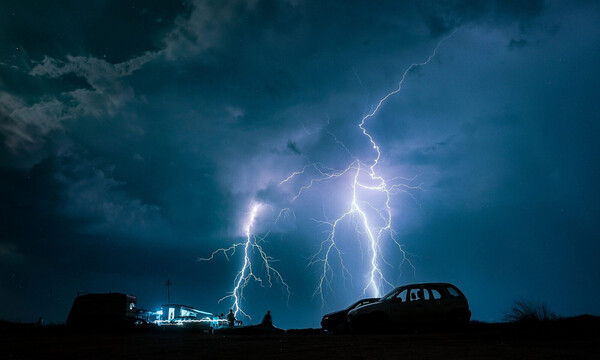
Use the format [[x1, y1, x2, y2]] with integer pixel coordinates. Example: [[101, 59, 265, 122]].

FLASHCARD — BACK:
[[1, 317, 598, 359]]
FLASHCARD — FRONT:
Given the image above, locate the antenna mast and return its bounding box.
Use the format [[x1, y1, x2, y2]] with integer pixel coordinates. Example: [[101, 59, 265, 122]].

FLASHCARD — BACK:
[[166, 278, 172, 304]]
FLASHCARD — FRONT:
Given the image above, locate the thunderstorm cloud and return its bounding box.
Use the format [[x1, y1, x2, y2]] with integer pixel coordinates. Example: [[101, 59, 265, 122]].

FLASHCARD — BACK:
[[1, 0, 599, 327]]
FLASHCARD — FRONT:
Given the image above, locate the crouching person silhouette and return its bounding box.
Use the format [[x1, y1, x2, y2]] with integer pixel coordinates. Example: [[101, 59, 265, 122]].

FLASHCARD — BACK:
[[261, 310, 273, 327]]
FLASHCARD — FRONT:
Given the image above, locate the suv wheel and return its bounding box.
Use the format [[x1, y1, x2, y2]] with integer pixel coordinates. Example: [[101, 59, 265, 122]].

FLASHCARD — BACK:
[[448, 310, 470, 328]]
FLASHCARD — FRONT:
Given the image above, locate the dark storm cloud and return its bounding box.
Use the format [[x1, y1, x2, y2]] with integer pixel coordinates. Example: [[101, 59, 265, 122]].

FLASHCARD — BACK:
[[1, 0, 599, 327], [0, 154, 171, 246], [158, 0, 550, 197], [0, 51, 159, 170], [0, 0, 187, 62], [416, 0, 544, 36], [0, 0, 548, 163]]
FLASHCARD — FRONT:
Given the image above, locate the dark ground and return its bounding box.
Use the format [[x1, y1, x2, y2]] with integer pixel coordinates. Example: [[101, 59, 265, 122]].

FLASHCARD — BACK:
[[1, 316, 598, 359]]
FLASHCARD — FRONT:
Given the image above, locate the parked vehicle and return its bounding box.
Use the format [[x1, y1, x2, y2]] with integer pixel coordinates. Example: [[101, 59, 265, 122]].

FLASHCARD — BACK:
[[321, 298, 379, 333], [67, 293, 139, 328], [347, 283, 470, 332]]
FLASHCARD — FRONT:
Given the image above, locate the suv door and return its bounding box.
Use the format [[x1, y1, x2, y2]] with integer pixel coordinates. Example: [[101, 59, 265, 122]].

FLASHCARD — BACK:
[[388, 288, 408, 323], [423, 285, 446, 323], [389, 286, 426, 325], [443, 284, 466, 315]]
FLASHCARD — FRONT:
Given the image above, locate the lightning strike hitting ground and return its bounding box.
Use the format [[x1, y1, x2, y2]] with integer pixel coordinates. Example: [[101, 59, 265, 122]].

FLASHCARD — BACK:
[[200, 202, 290, 319], [281, 33, 455, 302]]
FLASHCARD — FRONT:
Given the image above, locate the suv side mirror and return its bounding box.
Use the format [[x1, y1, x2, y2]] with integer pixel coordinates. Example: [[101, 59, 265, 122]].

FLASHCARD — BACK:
[[391, 298, 403, 304]]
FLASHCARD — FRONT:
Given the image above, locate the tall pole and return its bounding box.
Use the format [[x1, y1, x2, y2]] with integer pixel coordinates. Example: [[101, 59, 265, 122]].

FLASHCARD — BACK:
[[166, 278, 172, 304]]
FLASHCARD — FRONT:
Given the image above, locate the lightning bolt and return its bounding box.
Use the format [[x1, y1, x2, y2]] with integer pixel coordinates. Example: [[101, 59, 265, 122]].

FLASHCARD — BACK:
[[200, 202, 290, 319], [282, 32, 455, 301], [275, 207, 295, 224]]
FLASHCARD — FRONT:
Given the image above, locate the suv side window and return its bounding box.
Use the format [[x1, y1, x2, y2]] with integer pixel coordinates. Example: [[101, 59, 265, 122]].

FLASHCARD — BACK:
[[446, 286, 460, 298], [408, 287, 428, 301], [408, 288, 418, 301], [428, 287, 443, 300], [394, 289, 408, 302]]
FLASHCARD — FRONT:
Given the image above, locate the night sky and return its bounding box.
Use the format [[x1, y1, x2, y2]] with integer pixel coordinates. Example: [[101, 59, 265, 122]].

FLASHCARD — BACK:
[[1, 0, 599, 329]]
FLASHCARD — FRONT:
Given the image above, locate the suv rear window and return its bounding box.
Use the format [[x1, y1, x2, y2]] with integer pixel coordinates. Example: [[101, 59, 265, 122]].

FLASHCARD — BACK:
[[446, 286, 460, 298]]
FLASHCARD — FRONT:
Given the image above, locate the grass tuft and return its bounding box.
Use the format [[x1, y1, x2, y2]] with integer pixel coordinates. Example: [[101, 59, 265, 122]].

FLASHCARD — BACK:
[[504, 300, 557, 323]]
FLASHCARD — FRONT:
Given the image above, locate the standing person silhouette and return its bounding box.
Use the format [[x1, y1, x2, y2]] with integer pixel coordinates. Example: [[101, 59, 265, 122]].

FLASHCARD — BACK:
[[227, 309, 236, 327]]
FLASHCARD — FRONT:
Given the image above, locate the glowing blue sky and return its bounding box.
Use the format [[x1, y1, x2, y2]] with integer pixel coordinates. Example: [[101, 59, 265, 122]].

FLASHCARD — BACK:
[[1, 0, 599, 328]]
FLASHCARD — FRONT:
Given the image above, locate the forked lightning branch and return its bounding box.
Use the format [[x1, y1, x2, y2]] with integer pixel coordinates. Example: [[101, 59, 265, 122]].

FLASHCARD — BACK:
[[203, 32, 455, 317]]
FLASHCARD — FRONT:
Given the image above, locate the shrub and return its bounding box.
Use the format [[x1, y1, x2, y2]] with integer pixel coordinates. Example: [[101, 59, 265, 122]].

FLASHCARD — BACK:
[[504, 300, 557, 323]]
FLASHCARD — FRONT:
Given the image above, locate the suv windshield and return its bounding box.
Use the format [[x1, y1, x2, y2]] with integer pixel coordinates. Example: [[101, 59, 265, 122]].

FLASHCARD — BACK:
[[381, 287, 402, 301]]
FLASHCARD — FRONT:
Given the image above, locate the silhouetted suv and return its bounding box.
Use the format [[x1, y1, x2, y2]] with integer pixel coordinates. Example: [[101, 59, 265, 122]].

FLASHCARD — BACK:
[[347, 283, 470, 331], [321, 298, 379, 333]]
